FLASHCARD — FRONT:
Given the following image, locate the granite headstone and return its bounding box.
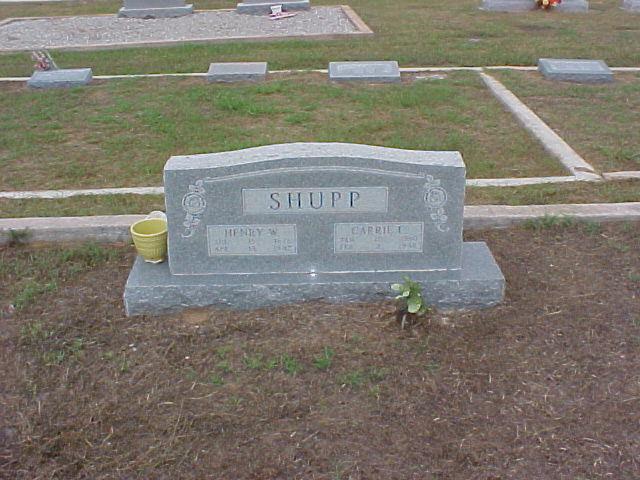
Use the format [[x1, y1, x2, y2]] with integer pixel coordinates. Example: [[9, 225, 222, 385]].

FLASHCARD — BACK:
[[538, 58, 613, 83], [236, 0, 310, 14], [27, 68, 93, 89], [622, 0, 640, 11], [123, 143, 505, 315], [118, 0, 194, 18], [480, 0, 588, 11], [207, 62, 268, 83], [329, 61, 401, 84]]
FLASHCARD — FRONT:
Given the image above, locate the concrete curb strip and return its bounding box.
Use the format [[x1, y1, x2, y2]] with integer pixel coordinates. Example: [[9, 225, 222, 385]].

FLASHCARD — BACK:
[[464, 203, 640, 229], [1, 204, 638, 245], [0, 176, 594, 199], [0, 66, 639, 83], [603, 171, 640, 180]]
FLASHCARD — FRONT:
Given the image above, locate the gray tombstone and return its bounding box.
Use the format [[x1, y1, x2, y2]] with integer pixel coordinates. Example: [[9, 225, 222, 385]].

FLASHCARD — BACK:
[[236, 0, 310, 14], [27, 68, 92, 89], [538, 58, 613, 83], [622, 0, 640, 11], [118, 0, 194, 18], [207, 62, 268, 83], [480, 0, 588, 11], [123, 143, 505, 315], [329, 61, 401, 84]]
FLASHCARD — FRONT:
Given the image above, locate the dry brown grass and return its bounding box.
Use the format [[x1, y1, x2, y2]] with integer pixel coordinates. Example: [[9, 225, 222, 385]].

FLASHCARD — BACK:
[[1, 222, 639, 478]]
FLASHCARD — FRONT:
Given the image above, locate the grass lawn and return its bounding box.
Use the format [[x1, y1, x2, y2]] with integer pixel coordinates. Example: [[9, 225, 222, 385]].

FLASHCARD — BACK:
[[1, 180, 639, 218], [1, 222, 639, 478], [1, 0, 640, 77], [494, 71, 640, 173], [0, 72, 564, 192]]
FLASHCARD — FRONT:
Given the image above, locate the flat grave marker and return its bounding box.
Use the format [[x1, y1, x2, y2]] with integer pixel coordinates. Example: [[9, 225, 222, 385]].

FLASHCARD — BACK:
[[207, 62, 268, 83], [329, 61, 401, 83], [480, 0, 588, 11], [27, 68, 92, 89], [538, 58, 613, 83], [118, 0, 194, 18], [237, 0, 310, 14], [622, 0, 640, 11], [124, 143, 505, 315]]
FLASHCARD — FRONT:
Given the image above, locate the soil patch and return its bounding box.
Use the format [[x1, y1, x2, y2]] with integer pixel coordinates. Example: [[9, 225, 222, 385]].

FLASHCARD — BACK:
[[1, 222, 639, 479]]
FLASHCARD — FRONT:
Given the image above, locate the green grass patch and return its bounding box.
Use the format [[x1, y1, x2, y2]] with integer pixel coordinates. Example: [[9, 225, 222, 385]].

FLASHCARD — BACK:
[[0, 195, 165, 218], [0, 73, 562, 191], [1, 0, 640, 76], [494, 71, 640, 173], [0, 242, 118, 310], [466, 179, 640, 205]]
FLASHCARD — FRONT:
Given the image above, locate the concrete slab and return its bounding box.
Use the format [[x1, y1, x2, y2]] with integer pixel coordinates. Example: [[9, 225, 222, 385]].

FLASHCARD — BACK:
[[538, 58, 613, 83], [207, 62, 267, 82], [329, 61, 401, 83], [27, 68, 92, 88], [237, 0, 310, 14]]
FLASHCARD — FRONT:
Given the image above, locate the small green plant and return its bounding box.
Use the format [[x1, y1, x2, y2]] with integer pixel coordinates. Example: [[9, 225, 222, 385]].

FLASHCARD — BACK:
[[280, 354, 301, 375], [242, 354, 263, 370], [265, 357, 280, 370], [313, 347, 335, 370], [391, 277, 431, 329], [338, 370, 366, 388], [208, 373, 224, 386], [7, 229, 30, 247], [523, 215, 574, 231], [582, 221, 601, 235], [19, 320, 50, 344], [216, 360, 232, 373], [42, 349, 66, 366]]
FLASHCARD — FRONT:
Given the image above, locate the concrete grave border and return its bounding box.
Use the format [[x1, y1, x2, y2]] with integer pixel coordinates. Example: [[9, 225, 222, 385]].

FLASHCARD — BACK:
[[0, 6, 373, 53], [1, 203, 638, 245]]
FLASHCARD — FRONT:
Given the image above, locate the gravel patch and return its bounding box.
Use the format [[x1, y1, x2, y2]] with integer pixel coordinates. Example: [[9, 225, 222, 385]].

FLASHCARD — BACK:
[[0, 7, 360, 51]]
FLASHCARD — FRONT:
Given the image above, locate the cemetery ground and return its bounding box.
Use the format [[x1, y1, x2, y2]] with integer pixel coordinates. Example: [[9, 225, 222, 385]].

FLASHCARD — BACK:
[[1, 221, 639, 478], [1, 72, 639, 218], [1, 0, 640, 76]]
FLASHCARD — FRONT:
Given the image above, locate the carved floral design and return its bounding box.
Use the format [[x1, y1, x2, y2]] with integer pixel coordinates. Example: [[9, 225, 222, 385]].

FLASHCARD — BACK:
[[181, 180, 206, 238], [423, 175, 449, 232]]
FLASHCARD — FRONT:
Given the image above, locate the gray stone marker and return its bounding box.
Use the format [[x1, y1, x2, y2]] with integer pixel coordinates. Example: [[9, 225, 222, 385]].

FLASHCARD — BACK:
[[207, 62, 268, 83], [236, 0, 310, 14], [27, 68, 92, 89], [118, 0, 194, 18], [480, 0, 588, 11], [329, 61, 401, 84], [538, 58, 613, 83], [622, 0, 640, 11], [124, 143, 505, 315]]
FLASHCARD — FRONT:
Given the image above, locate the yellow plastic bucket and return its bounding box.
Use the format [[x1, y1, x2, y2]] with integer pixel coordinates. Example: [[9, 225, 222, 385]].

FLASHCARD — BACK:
[[130, 218, 168, 263]]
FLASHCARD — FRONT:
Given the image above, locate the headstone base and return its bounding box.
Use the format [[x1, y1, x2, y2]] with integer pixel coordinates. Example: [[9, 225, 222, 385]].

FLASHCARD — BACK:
[[118, 4, 193, 18], [27, 68, 92, 89], [207, 62, 268, 82], [124, 242, 505, 316], [236, 0, 310, 14], [622, 0, 640, 11], [480, 0, 588, 11]]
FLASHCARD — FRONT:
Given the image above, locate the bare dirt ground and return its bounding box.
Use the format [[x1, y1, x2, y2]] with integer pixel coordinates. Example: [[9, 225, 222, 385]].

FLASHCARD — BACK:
[[1, 222, 639, 479]]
